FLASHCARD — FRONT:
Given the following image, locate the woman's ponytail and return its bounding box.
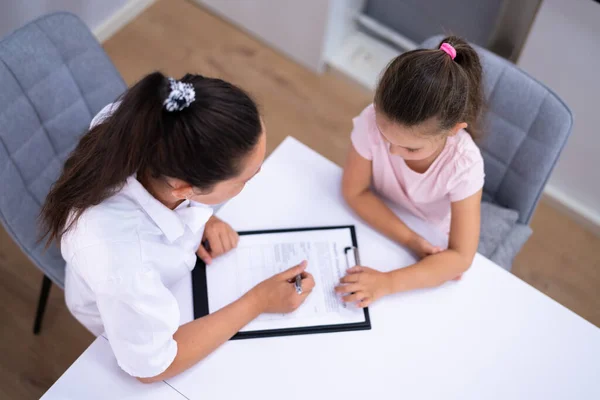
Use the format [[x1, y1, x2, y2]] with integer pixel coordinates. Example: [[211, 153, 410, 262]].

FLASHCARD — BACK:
[[40, 72, 261, 246]]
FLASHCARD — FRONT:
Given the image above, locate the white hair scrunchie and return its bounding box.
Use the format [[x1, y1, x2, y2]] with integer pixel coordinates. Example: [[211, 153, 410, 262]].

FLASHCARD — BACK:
[[164, 77, 196, 112]]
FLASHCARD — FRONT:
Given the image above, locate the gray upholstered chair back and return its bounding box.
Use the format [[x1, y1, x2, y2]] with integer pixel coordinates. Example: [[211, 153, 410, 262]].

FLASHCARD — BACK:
[[421, 36, 573, 224], [0, 13, 126, 287]]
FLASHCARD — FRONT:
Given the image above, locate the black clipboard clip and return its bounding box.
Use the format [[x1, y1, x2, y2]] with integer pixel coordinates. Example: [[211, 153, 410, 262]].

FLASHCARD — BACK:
[[344, 246, 361, 268]]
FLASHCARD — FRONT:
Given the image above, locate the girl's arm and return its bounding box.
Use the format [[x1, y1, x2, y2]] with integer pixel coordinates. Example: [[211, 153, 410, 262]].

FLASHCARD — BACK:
[[335, 190, 481, 307], [388, 190, 482, 291], [336, 187, 481, 306], [342, 147, 439, 257], [139, 263, 314, 383]]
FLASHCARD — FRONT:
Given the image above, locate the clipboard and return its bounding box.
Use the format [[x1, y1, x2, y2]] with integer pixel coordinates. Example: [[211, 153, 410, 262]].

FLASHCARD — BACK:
[[192, 225, 371, 340]]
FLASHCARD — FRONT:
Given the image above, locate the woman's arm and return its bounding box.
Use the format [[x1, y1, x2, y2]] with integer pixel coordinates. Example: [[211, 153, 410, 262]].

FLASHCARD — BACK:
[[342, 147, 439, 257], [139, 262, 315, 383], [138, 292, 261, 383]]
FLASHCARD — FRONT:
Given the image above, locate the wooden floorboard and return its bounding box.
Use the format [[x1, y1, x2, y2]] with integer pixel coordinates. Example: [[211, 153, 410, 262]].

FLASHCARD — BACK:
[[1, 0, 598, 398]]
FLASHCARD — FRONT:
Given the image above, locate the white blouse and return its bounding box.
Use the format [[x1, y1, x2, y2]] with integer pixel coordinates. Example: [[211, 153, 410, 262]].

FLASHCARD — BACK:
[[61, 104, 214, 378]]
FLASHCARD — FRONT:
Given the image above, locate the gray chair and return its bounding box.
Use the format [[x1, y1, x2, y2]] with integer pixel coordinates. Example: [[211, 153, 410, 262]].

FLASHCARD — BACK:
[[420, 36, 573, 270], [0, 13, 126, 333]]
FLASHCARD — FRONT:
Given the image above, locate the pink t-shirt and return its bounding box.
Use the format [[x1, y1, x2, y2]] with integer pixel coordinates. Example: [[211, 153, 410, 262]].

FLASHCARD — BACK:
[[351, 104, 485, 234]]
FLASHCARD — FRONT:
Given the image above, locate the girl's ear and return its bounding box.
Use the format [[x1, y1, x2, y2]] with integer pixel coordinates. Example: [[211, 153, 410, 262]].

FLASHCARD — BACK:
[[449, 122, 468, 136]]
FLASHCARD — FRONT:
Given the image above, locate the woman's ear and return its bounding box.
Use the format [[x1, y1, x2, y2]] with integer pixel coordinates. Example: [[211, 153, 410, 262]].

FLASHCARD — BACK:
[[171, 186, 193, 201], [449, 122, 468, 136], [168, 178, 195, 200]]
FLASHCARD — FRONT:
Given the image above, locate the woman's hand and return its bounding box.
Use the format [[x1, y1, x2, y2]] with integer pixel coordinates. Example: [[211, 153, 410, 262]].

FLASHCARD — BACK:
[[407, 235, 443, 259], [250, 261, 315, 314], [335, 266, 392, 308], [140, 262, 313, 383], [197, 216, 239, 264]]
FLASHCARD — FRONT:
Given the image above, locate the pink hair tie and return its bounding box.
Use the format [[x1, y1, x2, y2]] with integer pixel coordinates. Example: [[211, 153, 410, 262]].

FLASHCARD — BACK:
[[440, 43, 457, 60]]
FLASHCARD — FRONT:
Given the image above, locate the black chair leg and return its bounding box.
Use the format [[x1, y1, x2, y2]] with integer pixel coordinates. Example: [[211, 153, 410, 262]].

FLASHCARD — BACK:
[[33, 275, 52, 335]]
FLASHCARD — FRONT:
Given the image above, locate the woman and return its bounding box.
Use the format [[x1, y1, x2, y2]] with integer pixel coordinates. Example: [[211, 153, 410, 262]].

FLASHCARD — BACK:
[[40, 72, 315, 382]]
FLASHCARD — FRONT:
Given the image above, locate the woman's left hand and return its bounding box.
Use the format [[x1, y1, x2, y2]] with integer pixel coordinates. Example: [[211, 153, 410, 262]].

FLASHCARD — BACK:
[[334, 266, 392, 308], [197, 216, 239, 264]]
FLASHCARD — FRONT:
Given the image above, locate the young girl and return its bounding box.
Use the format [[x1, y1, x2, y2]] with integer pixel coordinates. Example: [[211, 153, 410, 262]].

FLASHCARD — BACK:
[[40, 72, 315, 382], [337, 36, 484, 307]]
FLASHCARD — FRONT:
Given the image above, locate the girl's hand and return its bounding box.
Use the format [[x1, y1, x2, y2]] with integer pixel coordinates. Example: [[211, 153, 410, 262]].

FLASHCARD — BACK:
[[335, 266, 392, 308], [197, 216, 239, 264], [250, 261, 315, 313], [407, 235, 443, 259]]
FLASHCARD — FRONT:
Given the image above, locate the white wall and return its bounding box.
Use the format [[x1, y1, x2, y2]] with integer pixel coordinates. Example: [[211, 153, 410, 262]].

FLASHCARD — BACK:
[[196, 0, 331, 72], [0, 0, 127, 40], [518, 0, 600, 226]]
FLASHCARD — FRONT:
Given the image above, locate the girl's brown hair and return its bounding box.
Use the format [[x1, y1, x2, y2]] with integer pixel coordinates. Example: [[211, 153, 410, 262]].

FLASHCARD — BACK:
[[40, 71, 261, 246], [375, 36, 484, 139]]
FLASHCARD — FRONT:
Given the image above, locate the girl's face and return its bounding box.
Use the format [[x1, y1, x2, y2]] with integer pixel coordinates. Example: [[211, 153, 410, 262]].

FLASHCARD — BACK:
[[375, 112, 461, 162]]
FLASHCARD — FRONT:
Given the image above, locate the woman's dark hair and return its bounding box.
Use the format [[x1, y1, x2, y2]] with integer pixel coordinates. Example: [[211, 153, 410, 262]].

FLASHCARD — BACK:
[[40, 71, 261, 246], [375, 36, 484, 139]]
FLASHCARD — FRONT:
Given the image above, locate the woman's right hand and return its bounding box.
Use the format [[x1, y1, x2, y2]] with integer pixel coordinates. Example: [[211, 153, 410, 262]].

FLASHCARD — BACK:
[[407, 235, 443, 259], [250, 261, 315, 314]]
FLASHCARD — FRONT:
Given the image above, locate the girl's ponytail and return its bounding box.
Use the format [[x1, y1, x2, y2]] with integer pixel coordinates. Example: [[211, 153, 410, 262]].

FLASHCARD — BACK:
[[440, 36, 484, 139], [375, 35, 484, 140], [41, 72, 261, 246]]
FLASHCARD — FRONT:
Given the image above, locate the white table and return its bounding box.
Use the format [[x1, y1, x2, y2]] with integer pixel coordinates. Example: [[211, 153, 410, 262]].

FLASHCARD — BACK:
[[42, 137, 600, 400]]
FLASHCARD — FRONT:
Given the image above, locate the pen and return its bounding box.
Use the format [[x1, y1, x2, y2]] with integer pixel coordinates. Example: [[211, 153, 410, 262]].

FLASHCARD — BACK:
[[294, 274, 303, 294]]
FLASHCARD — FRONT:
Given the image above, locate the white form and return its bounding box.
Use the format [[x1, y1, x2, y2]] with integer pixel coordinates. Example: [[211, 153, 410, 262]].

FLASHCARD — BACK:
[[205, 227, 366, 332]]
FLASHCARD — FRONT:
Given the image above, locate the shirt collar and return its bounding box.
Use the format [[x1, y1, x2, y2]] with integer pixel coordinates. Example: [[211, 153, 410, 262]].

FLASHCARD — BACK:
[[123, 176, 214, 242]]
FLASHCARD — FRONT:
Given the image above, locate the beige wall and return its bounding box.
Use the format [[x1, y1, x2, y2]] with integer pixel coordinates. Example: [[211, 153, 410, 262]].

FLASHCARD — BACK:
[[0, 0, 127, 39], [519, 0, 600, 226]]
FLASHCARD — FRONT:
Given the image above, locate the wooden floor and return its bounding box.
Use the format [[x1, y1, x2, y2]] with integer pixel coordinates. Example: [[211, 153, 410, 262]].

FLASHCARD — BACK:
[[0, 0, 598, 398]]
